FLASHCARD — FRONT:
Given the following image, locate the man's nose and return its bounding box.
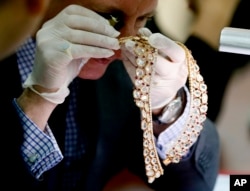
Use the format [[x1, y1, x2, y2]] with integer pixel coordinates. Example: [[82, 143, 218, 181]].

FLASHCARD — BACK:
[[119, 22, 138, 37]]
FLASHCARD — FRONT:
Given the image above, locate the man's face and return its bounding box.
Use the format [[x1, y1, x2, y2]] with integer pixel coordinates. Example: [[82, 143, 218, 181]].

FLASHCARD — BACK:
[[75, 0, 158, 79], [46, 0, 158, 79]]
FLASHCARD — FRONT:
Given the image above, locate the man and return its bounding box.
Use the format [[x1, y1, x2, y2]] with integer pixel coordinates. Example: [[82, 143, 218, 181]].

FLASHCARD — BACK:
[[0, 0, 220, 191], [0, 0, 50, 60]]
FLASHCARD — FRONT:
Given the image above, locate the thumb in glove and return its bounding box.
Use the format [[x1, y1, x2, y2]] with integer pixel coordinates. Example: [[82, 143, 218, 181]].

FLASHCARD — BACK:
[[121, 28, 188, 109]]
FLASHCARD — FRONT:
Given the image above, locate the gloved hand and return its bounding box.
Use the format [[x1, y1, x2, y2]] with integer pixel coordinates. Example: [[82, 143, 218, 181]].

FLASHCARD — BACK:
[[121, 28, 188, 110], [24, 5, 120, 104]]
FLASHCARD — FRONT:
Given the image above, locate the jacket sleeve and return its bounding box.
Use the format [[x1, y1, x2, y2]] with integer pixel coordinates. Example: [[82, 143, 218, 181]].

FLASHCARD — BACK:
[[149, 118, 220, 191]]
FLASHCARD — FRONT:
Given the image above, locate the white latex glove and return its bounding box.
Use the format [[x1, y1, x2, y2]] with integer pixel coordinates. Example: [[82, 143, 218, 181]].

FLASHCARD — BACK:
[[121, 28, 188, 110], [24, 5, 120, 104]]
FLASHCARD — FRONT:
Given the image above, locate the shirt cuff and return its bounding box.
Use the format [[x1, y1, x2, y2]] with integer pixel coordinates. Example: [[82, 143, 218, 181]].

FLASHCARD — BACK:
[[13, 99, 63, 179], [155, 86, 191, 159]]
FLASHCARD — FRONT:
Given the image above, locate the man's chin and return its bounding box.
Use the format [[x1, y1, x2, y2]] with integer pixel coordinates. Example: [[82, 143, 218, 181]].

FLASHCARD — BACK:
[[77, 58, 111, 80], [78, 62, 109, 80], [77, 71, 105, 80]]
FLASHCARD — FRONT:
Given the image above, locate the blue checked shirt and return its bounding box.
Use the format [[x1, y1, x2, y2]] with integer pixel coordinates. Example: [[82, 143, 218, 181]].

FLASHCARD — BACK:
[[14, 37, 191, 183]]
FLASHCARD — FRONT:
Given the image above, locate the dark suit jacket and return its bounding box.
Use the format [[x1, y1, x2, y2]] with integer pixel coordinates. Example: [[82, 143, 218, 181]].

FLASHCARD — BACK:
[[0, 54, 220, 191]]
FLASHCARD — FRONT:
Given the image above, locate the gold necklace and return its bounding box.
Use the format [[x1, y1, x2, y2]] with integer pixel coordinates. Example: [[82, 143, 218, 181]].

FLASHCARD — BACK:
[[119, 36, 208, 183]]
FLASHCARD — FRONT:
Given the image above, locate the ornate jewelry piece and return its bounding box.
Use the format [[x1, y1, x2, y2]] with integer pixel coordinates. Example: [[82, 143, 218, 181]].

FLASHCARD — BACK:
[[120, 36, 163, 183], [119, 36, 208, 184], [162, 42, 208, 165]]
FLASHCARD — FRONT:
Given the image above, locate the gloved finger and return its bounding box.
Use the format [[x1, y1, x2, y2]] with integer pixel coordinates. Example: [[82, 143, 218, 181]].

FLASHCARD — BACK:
[[152, 62, 188, 87], [63, 30, 120, 50], [64, 15, 120, 38], [70, 43, 116, 59], [41, 20, 120, 51], [43, 12, 119, 39], [63, 5, 110, 24], [120, 42, 138, 82], [65, 58, 86, 85], [36, 30, 116, 61], [138, 27, 153, 37], [120, 41, 137, 63], [121, 38, 187, 77], [120, 44, 137, 70], [153, 54, 187, 76], [121, 40, 137, 55], [148, 33, 186, 63]]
